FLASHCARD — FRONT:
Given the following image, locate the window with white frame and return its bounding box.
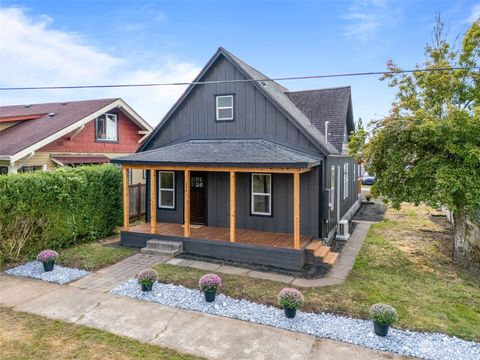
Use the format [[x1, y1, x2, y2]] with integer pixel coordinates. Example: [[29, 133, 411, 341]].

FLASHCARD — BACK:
[[215, 95, 234, 121], [330, 166, 335, 209], [251, 173, 271, 215], [96, 113, 118, 141], [343, 163, 349, 199], [158, 171, 175, 209]]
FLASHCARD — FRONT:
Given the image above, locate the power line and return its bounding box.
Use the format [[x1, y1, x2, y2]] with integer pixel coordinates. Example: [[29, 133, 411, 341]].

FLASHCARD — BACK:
[[0, 66, 477, 91]]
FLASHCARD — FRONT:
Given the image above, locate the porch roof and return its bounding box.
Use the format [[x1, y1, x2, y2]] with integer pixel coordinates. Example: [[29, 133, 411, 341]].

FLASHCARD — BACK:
[[112, 139, 321, 168]]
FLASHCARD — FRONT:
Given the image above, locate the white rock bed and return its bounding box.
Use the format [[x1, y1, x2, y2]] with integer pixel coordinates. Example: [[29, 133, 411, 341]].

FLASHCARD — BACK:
[[111, 280, 480, 360], [5, 261, 89, 284]]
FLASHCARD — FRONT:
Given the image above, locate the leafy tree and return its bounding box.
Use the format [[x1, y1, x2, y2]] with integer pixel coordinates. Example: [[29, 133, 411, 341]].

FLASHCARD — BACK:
[[365, 16, 480, 263], [348, 126, 368, 163], [356, 117, 364, 130]]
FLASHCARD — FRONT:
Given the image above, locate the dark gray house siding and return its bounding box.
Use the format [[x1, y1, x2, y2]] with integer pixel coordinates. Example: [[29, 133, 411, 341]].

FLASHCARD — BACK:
[[323, 156, 359, 238], [136, 48, 360, 245], [143, 57, 320, 156], [146, 168, 322, 238]]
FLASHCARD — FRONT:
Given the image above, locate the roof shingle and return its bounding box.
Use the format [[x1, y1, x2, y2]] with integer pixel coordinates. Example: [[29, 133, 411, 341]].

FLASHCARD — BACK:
[[113, 139, 320, 168]]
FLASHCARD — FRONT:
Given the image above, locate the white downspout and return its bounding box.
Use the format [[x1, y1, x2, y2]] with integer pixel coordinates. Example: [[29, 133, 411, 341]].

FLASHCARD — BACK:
[[325, 121, 330, 145]]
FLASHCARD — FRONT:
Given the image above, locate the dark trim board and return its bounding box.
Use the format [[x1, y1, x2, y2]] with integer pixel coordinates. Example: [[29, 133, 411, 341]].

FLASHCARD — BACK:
[[120, 230, 305, 270]]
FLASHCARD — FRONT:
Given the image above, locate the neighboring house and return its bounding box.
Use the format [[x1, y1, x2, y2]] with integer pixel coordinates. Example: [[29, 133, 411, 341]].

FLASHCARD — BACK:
[[113, 47, 360, 270], [0, 98, 152, 184]]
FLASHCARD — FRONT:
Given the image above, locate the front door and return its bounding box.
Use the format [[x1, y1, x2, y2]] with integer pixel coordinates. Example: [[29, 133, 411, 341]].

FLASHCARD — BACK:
[[190, 173, 206, 224]]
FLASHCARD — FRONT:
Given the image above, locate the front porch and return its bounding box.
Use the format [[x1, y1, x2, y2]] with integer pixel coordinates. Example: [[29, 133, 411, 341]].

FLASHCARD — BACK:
[[128, 222, 312, 249]]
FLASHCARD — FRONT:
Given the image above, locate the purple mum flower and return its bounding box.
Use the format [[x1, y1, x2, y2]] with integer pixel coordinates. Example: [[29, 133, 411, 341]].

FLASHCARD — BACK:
[[277, 288, 304, 309], [136, 268, 158, 285], [199, 273, 222, 292], [37, 250, 58, 263]]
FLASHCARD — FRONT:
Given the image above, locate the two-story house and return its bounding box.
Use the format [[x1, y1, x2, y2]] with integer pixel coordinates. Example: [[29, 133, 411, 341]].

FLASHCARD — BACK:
[[113, 48, 360, 270], [0, 98, 152, 184]]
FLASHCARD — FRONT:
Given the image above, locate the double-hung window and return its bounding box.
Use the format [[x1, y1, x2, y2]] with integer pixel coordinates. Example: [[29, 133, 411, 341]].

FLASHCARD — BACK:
[[343, 163, 349, 199], [330, 166, 335, 209], [158, 171, 175, 209], [96, 113, 118, 141], [251, 173, 271, 216], [215, 95, 234, 121]]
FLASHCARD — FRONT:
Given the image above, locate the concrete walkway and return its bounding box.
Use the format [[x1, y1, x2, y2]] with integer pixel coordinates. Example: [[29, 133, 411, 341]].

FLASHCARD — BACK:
[[0, 274, 412, 360], [165, 221, 372, 288]]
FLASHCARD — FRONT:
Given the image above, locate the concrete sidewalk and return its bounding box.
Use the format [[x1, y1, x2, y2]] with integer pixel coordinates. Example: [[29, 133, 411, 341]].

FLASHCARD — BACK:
[[0, 274, 412, 360]]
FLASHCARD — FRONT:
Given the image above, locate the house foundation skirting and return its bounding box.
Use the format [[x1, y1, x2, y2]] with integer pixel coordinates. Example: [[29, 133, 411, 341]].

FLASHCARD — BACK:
[[120, 231, 305, 270]]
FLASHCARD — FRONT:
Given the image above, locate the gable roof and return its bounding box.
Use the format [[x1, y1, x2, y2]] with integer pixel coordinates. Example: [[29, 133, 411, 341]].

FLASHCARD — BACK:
[[286, 87, 354, 152], [113, 139, 320, 168], [139, 47, 343, 155], [0, 98, 152, 162]]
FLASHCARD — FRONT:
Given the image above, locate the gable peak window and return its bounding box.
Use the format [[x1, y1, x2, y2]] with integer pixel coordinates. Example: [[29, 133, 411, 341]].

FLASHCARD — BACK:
[[215, 95, 234, 121], [96, 113, 118, 141], [251, 173, 272, 216]]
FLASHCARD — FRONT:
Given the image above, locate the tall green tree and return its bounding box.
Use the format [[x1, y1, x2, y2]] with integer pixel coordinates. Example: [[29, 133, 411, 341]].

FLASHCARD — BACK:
[[365, 16, 480, 263]]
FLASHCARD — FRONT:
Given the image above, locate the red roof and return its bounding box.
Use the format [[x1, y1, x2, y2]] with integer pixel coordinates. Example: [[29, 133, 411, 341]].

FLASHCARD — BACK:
[[0, 98, 119, 156]]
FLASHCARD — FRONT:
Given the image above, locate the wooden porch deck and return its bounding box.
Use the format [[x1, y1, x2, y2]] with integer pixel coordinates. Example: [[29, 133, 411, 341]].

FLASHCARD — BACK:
[[129, 222, 312, 249]]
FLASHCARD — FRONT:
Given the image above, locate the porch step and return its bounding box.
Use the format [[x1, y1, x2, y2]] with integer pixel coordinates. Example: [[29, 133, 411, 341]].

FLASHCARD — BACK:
[[305, 240, 323, 252], [323, 251, 339, 265], [314, 246, 331, 259], [140, 240, 183, 258]]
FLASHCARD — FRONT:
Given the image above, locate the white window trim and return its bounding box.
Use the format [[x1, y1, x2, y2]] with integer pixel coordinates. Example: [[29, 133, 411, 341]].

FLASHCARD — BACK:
[[158, 171, 175, 209], [343, 163, 349, 199], [330, 165, 335, 209], [215, 95, 234, 121], [96, 113, 118, 141], [251, 173, 272, 216]]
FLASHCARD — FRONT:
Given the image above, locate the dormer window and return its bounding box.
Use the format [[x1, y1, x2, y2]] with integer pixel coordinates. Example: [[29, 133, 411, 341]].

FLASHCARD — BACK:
[[96, 113, 118, 142], [215, 95, 234, 121]]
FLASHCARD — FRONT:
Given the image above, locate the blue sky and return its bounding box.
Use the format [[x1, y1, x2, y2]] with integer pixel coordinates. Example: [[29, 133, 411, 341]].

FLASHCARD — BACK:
[[0, 0, 478, 127]]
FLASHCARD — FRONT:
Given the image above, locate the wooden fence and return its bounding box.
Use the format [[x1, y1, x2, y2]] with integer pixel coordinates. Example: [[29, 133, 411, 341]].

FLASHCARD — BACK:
[[129, 183, 146, 220]]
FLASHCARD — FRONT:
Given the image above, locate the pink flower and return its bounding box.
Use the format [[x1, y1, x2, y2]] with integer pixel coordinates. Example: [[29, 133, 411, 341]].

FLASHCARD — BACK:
[[37, 250, 58, 263], [199, 274, 222, 292], [277, 288, 304, 309]]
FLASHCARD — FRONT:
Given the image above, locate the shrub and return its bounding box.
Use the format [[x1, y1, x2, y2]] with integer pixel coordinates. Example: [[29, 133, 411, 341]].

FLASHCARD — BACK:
[[37, 249, 58, 263], [277, 288, 304, 309], [365, 192, 372, 201], [0, 165, 122, 265], [369, 303, 398, 325], [198, 274, 222, 292], [136, 269, 158, 286]]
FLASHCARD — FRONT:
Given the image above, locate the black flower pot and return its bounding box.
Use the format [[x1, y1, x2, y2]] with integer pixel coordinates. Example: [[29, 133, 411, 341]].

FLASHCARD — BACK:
[[284, 307, 297, 319], [204, 290, 216, 302], [373, 321, 390, 336], [141, 283, 153, 292], [42, 261, 55, 272]]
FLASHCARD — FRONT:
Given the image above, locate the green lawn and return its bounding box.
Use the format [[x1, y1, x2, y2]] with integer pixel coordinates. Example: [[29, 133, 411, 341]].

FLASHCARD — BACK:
[[0, 307, 201, 360], [154, 204, 480, 341], [59, 242, 135, 271]]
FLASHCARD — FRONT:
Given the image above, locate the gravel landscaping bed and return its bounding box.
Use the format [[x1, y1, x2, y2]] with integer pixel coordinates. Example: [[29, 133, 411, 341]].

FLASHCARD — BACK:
[[111, 280, 480, 360], [5, 261, 89, 284]]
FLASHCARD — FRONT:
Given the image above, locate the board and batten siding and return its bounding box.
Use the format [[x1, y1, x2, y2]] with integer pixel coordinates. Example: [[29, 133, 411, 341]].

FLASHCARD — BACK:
[[146, 168, 322, 238], [323, 156, 359, 239], [143, 56, 321, 155]]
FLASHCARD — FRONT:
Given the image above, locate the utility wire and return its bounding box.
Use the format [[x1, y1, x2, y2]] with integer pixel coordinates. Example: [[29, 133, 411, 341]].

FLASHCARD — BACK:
[[0, 66, 478, 91]]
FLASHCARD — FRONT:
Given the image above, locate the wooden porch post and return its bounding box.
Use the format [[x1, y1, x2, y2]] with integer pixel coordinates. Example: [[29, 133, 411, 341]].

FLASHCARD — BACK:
[[230, 171, 236, 242], [184, 169, 191, 237], [150, 169, 157, 234], [293, 172, 300, 249], [122, 167, 129, 231]]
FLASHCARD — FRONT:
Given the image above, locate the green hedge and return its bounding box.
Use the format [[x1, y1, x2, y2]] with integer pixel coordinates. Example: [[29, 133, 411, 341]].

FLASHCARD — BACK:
[[0, 165, 123, 264]]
